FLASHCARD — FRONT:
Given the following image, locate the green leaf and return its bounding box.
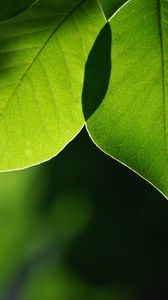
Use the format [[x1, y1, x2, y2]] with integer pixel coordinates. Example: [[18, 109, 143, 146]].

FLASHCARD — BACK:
[[85, 0, 168, 199], [98, 0, 128, 19], [0, 0, 37, 22], [0, 0, 105, 171]]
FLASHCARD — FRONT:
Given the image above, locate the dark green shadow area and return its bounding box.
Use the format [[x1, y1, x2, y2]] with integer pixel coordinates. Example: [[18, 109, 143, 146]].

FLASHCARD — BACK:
[[82, 22, 112, 121], [99, 0, 128, 20], [0, 0, 37, 22]]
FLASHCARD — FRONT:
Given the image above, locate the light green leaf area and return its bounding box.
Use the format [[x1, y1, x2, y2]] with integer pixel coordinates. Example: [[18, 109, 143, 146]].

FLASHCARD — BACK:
[[0, 0, 105, 171], [0, 0, 37, 22], [86, 0, 168, 199]]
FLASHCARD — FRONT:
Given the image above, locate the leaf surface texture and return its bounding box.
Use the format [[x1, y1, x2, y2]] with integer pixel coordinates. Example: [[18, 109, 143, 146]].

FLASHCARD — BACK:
[[0, 0, 37, 22], [86, 0, 168, 198], [0, 0, 105, 170]]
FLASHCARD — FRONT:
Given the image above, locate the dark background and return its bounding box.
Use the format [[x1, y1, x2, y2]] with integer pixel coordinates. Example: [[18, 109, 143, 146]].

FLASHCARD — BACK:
[[0, 127, 167, 299]]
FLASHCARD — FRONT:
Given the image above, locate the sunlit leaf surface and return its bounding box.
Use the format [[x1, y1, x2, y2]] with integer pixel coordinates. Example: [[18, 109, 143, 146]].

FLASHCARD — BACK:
[[0, 0, 104, 170], [86, 0, 168, 198]]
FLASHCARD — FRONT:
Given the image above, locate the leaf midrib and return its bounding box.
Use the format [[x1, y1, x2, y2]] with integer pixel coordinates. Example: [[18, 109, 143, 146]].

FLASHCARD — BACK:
[[1, 0, 85, 115]]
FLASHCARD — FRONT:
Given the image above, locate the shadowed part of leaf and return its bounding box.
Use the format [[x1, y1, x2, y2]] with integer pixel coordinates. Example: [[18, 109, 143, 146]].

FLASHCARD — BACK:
[[99, 0, 128, 20], [82, 23, 111, 121], [0, 0, 37, 22]]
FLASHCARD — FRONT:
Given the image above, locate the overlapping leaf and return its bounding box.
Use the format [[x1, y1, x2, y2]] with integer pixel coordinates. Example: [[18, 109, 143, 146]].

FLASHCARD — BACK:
[[0, 0, 105, 170], [85, 0, 168, 199], [99, 0, 128, 19]]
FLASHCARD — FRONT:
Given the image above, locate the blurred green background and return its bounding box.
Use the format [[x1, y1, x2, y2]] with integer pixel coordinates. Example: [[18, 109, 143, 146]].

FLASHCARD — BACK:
[[0, 128, 167, 300]]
